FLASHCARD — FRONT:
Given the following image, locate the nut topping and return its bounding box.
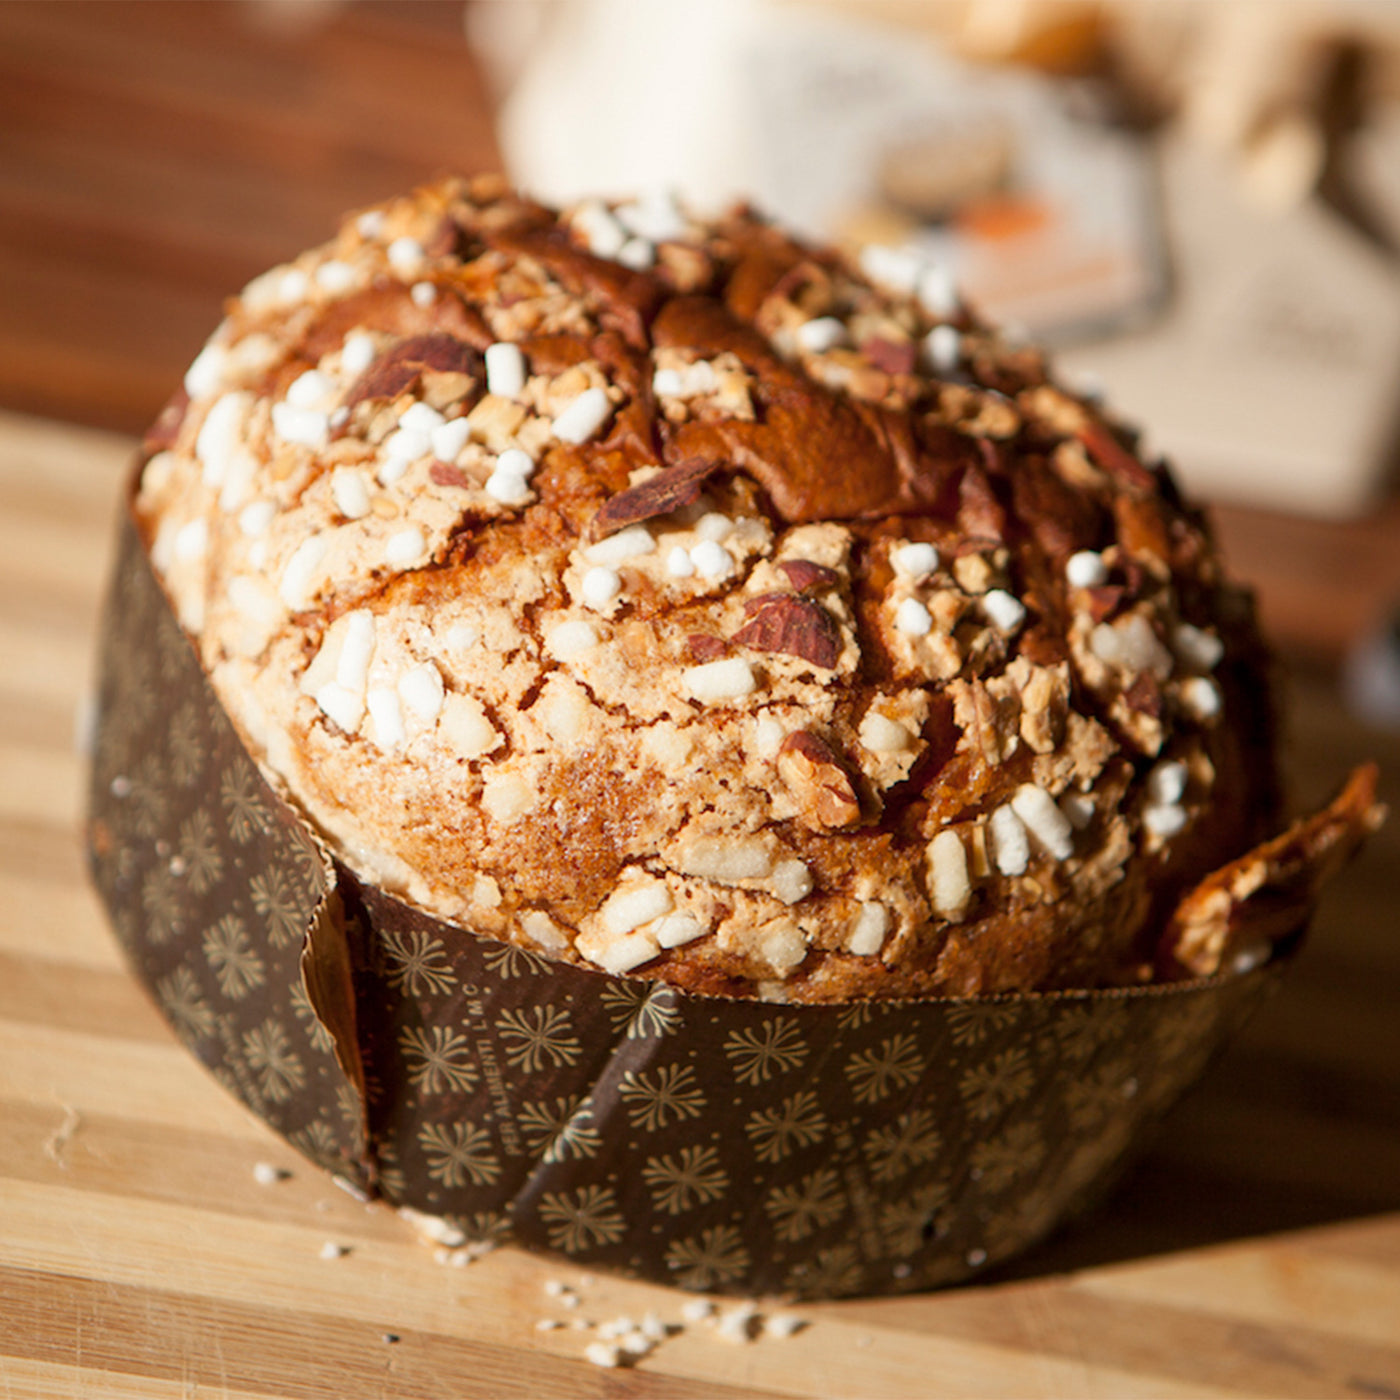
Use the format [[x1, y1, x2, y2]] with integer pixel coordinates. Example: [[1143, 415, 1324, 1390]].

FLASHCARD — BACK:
[[777, 731, 861, 830]]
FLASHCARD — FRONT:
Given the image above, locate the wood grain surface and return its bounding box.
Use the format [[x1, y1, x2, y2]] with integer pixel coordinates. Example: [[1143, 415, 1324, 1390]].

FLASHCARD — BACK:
[[1, 410, 1398, 1398]]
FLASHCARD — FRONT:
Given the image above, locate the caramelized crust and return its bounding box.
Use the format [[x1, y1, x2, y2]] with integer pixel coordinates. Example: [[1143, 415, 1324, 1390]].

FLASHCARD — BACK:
[[133, 176, 1375, 1001]]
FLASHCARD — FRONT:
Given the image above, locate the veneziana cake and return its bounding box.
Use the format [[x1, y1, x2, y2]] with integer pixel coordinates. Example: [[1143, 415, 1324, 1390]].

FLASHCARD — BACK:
[[132, 174, 1378, 1004], [93, 174, 1381, 1298]]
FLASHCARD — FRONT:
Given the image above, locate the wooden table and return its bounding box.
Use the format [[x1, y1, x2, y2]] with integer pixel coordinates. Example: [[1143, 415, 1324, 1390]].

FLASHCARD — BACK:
[[2, 410, 1398, 1397]]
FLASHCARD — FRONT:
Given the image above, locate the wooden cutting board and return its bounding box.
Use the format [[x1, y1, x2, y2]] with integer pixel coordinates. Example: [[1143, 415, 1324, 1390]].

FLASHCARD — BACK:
[[2, 408, 1398, 1399]]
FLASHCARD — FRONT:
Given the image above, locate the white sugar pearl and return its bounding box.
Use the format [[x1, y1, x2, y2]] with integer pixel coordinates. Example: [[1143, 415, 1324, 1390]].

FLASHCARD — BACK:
[[666, 545, 695, 578], [796, 317, 847, 353], [652, 367, 684, 397], [496, 447, 535, 479], [384, 527, 426, 569], [925, 323, 962, 374], [690, 540, 733, 580], [430, 418, 472, 462], [1066, 550, 1108, 588], [990, 804, 1029, 876], [184, 342, 227, 399], [552, 387, 612, 445], [341, 331, 377, 376], [277, 268, 309, 304], [892, 542, 939, 579], [485, 469, 531, 506], [286, 369, 335, 409], [377, 457, 408, 487], [918, 263, 959, 318], [383, 426, 430, 463], [238, 499, 276, 536], [399, 402, 445, 434], [398, 661, 445, 723], [356, 209, 386, 239], [386, 236, 424, 275], [1010, 784, 1074, 861], [581, 566, 622, 609], [366, 687, 405, 750], [982, 589, 1026, 633], [928, 828, 970, 912], [271, 402, 328, 450], [585, 526, 653, 566], [410, 281, 437, 306], [1147, 760, 1188, 805], [1143, 803, 1188, 839], [330, 467, 371, 520], [860, 244, 923, 295], [617, 237, 654, 270], [1180, 675, 1222, 721], [484, 342, 526, 398], [683, 657, 757, 704], [574, 201, 627, 258], [1174, 623, 1224, 672], [695, 512, 733, 542], [174, 518, 207, 562], [895, 598, 933, 636], [315, 260, 357, 294]]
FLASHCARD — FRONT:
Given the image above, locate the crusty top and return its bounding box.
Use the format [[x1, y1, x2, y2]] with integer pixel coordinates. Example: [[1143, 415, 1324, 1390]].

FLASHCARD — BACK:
[[134, 174, 1288, 1001]]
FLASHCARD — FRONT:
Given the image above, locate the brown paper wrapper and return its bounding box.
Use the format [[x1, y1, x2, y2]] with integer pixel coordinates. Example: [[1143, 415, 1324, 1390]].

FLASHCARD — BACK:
[[87, 510, 1294, 1298]]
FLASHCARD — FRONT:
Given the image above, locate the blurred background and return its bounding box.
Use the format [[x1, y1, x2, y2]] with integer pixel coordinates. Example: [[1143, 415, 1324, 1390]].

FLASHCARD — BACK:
[[0, 0, 1396, 1295]]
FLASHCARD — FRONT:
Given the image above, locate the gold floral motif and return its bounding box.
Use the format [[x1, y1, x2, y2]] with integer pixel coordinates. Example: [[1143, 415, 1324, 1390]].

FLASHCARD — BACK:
[[765, 1167, 846, 1243], [418, 1121, 500, 1187], [1064, 1058, 1137, 1133], [835, 1002, 874, 1031], [518, 1095, 602, 1162], [335, 1082, 363, 1131], [600, 981, 682, 1040], [288, 978, 336, 1054], [381, 928, 457, 998], [482, 943, 552, 980], [242, 1017, 307, 1103], [958, 1046, 1035, 1121], [155, 964, 215, 1041], [642, 1144, 729, 1215], [221, 759, 272, 845], [723, 1019, 808, 1086], [1051, 1000, 1130, 1062], [496, 1005, 581, 1073], [126, 753, 170, 840], [178, 808, 224, 895], [785, 1243, 861, 1298], [745, 1089, 827, 1163], [845, 1033, 925, 1105], [618, 1063, 706, 1132], [399, 1024, 480, 1095], [968, 1119, 1046, 1194], [168, 701, 205, 787], [664, 1224, 751, 1289], [141, 863, 183, 947], [947, 1001, 1022, 1047], [375, 1140, 408, 1198], [862, 1107, 942, 1184], [250, 869, 304, 950], [290, 1118, 341, 1162], [878, 1179, 952, 1256], [202, 914, 266, 1000], [538, 1184, 625, 1254]]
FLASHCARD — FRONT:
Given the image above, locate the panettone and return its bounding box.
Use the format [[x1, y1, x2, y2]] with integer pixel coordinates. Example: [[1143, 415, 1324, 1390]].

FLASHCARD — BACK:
[[132, 174, 1380, 1005]]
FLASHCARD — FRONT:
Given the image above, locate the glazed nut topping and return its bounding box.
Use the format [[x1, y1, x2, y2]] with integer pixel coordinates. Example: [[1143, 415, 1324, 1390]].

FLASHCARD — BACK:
[[133, 176, 1327, 1002]]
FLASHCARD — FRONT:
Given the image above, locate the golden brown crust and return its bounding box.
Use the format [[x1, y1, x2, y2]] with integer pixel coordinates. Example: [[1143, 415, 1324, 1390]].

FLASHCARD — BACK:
[[1162, 763, 1386, 978], [131, 175, 1358, 1001]]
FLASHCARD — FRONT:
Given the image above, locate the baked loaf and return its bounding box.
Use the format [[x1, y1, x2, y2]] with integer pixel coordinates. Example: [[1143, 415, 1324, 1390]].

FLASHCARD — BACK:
[[133, 175, 1375, 1002]]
